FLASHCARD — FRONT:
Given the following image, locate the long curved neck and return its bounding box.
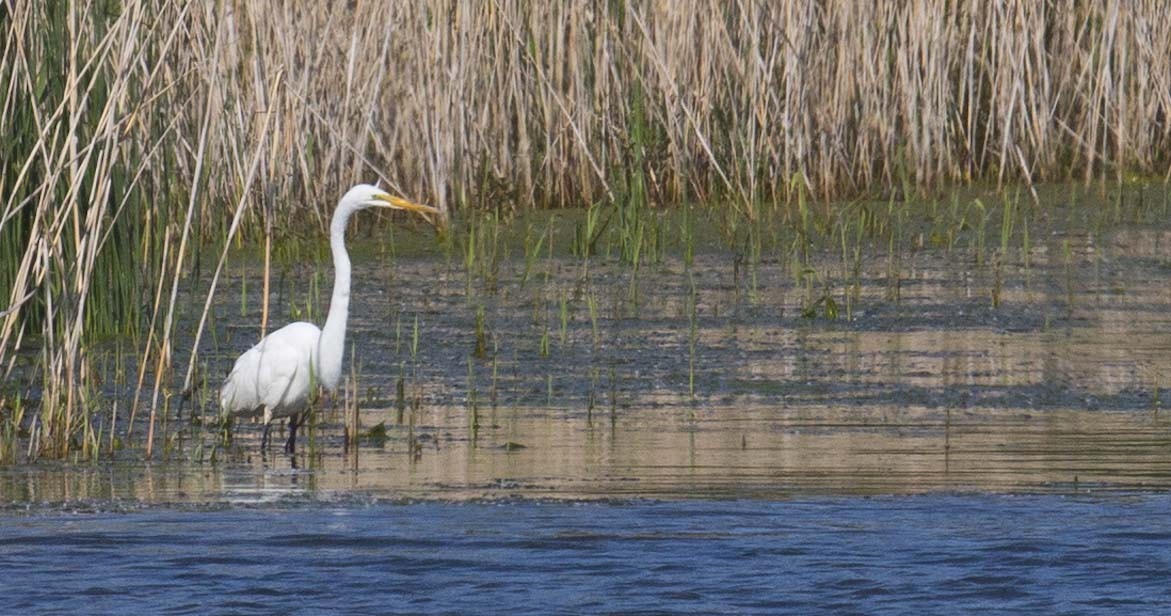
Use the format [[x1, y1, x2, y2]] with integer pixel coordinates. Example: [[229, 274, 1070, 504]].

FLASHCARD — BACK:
[[317, 205, 354, 391]]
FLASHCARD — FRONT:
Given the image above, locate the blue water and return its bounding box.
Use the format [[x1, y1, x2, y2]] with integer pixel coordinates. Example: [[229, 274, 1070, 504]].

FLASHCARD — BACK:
[[3, 494, 1169, 614]]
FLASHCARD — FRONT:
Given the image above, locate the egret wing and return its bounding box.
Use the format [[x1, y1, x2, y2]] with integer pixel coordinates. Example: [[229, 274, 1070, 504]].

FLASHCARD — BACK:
[[220, 322, 320, 417]]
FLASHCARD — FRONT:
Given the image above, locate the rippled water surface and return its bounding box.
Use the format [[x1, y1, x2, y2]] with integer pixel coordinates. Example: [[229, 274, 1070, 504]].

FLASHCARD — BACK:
[[3, 495, 1170, 614]]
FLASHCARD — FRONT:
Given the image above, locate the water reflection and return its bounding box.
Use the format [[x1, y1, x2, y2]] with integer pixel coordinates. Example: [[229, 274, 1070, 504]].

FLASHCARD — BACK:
[[6, 396, 1166, 504]]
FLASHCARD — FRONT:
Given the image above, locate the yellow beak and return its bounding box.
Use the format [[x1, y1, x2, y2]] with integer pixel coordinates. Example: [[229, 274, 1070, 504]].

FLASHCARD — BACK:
[[373, 193, 438, 216], [372, 193, 444, 229]]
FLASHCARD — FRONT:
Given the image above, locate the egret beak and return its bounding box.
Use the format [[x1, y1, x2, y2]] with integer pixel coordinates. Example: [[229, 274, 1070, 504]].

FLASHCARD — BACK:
[[371, 193, 445, 230]]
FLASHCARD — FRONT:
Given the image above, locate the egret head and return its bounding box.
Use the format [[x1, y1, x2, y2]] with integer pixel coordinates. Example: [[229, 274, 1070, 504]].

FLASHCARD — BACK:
[[340, 183, 443, 229]]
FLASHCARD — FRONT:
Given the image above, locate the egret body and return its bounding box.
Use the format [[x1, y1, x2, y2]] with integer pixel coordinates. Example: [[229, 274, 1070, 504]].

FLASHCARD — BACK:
[[219, 184, 439, 452]]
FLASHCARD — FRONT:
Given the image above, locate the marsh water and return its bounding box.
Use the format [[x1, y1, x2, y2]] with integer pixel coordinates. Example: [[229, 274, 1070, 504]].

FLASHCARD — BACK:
[[4, 191, 1171, 612]]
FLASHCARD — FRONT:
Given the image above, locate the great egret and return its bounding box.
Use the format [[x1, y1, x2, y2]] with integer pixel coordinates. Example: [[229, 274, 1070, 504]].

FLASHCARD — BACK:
[[219, 184, 440, 452]]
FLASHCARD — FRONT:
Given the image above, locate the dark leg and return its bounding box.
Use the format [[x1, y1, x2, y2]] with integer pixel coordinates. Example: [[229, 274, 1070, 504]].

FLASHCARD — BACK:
[[261, 421, 272, 450], [284, 414, 299, 454]]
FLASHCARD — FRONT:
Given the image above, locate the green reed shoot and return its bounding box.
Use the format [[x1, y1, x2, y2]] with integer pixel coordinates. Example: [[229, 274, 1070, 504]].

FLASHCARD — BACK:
[[239, 264, 248, 316], [687, 273, 698, 400], [558, 290, 570, 346], [586, 368, 598, 426], [1021, 211, 1031, 271], [681, 202, 696, 268], [521, 220, 546, 286], [466, 354, 479, 438], [574, 202, 605, 258], [395, 361, 407, 424], [474, 304, 489, 359], [463, 218, 477, 299], [885, 211, 902, 303], [609, 365, 618, 426], [411, 314, 421, 360], [394, 311, 403, 354], [587, 291, 600, 350], [972, 199, 988, 265], [490, 352, 499, 410]]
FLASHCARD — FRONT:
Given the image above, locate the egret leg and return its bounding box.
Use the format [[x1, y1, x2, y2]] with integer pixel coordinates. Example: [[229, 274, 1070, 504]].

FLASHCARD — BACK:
[[284, 414, 299, 454]]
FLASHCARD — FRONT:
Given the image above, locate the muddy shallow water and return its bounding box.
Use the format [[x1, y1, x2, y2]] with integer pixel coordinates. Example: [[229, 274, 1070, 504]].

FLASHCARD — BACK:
[[5, 207, 1171, 502]]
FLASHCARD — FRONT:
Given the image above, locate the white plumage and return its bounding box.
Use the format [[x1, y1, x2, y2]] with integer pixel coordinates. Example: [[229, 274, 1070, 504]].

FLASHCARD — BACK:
[[220, 322, 318, 422], [219, 184, 439, 452]]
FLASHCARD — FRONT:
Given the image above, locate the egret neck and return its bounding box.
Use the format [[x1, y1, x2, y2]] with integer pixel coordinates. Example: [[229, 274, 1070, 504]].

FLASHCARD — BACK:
[[317, 201, 356, 392]]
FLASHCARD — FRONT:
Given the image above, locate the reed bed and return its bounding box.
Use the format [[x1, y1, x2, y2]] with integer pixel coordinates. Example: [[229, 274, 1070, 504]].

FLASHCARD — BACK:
[[2, 0, 1170, 460]]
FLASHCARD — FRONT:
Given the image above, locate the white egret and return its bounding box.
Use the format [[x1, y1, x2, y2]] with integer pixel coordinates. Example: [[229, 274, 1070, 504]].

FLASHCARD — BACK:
[[219, 184, 440, 452]]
